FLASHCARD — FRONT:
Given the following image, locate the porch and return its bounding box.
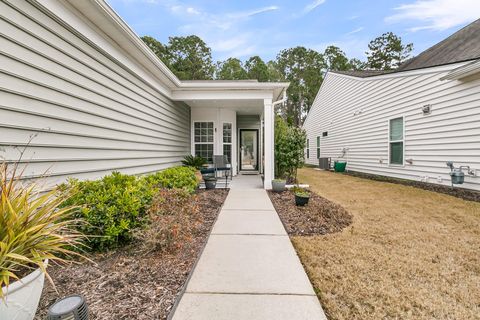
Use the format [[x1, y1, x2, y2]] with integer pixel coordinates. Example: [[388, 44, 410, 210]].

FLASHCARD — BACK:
[[172, 80, 289, 189]]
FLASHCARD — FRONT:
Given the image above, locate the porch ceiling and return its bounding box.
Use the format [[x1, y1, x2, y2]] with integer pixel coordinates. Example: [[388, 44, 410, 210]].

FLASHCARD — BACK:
[[185, 99, 264, 115]]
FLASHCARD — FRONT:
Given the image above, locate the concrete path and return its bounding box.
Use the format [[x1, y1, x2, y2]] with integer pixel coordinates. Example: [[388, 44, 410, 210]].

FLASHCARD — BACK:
[[171, 175, 327, 320]]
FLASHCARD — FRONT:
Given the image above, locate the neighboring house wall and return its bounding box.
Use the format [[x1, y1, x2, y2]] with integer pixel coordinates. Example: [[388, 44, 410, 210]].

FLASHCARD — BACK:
[[303, 65, 480, 191], [0, 1, 190, 185]]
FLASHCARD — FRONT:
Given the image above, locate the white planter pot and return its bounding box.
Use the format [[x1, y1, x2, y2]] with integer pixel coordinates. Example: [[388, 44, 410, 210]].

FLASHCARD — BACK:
[[0, 261, 47, 320]]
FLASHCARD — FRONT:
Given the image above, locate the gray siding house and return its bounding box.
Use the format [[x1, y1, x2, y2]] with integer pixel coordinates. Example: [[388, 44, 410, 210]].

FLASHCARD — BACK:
[[0, 0, 288, 189], [303, 20, 480, 191]]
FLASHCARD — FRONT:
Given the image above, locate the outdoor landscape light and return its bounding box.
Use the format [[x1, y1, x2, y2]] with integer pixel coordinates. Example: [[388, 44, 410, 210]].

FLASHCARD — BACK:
[[46, 295, 89, 320]]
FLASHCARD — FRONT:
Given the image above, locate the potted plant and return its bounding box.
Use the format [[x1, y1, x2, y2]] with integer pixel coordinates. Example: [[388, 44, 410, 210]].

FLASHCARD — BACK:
[[294, 187, 310, 206], [181, 155, 207, 183], [272, 179, 286, 192], [0, 161, 83, 320], [204, 176, 217, 189]]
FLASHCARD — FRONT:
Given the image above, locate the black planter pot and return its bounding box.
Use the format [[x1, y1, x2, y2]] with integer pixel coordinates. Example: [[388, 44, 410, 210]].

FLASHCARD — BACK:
[[204, 178, 217, 190], [295, 193, 310, 206]]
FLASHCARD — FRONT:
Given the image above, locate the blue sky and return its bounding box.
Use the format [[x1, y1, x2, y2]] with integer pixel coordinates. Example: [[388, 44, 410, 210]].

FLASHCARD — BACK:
[[108, 0, 480, 62]]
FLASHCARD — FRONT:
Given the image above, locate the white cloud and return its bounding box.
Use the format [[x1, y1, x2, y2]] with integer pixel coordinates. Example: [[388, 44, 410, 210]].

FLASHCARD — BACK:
[[346, 27, 364, 35], [385, 0, 480, 31], [304, 0, 326, 13]]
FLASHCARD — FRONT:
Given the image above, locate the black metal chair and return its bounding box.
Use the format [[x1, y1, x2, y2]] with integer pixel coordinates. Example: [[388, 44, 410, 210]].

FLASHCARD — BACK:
[[213, 155, 231, 188]]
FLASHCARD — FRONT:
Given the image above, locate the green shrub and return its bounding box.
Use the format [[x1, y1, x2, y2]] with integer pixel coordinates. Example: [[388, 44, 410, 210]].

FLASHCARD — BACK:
[[275, 116, 307, 183], [143, 166, 198, 193], [61, 172, 153, 251], [61, 167, 199, 251]]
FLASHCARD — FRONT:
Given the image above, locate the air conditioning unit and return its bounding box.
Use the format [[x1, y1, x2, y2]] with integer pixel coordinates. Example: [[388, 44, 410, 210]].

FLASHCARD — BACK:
[[318, 157, 330, 170]]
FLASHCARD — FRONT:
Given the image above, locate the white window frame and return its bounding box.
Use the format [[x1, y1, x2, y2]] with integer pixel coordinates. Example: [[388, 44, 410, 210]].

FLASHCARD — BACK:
[[222, 122, 232, 163], [388, 116, 405, 166], [193, 121, 215, 163]]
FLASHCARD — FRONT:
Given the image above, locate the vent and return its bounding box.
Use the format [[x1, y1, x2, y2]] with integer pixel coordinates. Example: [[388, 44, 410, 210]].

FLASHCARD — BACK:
[[322, 131, 328, 137], [422, 104, 431, 115]]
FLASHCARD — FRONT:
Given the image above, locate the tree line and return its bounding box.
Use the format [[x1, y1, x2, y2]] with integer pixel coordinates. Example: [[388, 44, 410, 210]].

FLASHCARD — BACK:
[[142, 32, 413, 126]]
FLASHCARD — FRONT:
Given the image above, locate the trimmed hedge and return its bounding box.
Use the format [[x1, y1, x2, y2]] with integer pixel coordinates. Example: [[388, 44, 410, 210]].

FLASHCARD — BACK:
[[61, 166, 199, 251]]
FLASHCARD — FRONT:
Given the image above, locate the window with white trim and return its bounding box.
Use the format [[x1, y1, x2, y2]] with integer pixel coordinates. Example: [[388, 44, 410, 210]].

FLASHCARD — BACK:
[[194, 122, 214, 163], [223, 123, 232, 163], [316, 136, 320, 159], [306, 138, 310, 159], [389, 117, 404, 165]]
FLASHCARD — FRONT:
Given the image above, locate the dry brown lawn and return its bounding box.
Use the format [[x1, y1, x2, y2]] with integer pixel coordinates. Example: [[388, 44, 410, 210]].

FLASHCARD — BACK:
[[294, 168, 480, 320]]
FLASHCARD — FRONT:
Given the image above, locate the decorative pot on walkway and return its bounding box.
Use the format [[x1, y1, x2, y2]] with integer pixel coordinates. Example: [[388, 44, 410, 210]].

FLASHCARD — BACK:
[[1, 261, 47, 320]]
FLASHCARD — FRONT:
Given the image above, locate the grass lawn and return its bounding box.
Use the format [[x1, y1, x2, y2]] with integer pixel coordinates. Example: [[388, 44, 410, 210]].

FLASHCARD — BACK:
[[294, 168, 480, 320]]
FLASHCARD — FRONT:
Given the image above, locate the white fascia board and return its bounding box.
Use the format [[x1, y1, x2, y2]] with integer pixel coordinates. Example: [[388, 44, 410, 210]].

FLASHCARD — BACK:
[[61, 0, 180, 87], [51, 0, 289, 101], [171, 89, 274, 101], [331, 62, 470, 82], [440, 59, 480, 80]]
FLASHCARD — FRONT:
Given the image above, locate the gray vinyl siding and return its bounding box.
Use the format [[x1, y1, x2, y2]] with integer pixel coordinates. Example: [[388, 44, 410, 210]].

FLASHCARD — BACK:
[[303, 67, 480, 191], [0, 1, 190, 185]]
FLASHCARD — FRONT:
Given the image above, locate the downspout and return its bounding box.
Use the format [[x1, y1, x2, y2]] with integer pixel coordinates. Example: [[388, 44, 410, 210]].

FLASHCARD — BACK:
[[272, 89, 287, 108]]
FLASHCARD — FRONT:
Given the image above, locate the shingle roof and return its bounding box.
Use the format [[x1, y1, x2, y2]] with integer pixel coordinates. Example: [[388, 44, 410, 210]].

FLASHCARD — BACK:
[[330, 70, 392, 78], [331, 18, 480, 78], [396, 18, 480, 71]]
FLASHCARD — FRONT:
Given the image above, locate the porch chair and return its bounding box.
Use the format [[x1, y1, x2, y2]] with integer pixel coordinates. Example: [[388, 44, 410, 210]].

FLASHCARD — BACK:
[[213, 155, 231, 188]]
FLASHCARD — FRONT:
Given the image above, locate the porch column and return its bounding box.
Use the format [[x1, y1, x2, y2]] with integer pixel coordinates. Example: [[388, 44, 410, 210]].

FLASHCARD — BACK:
[[263, 98, 274, 189]]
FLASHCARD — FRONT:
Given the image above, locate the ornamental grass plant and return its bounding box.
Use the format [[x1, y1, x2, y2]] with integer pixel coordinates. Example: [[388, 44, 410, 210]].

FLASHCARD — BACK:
[[0, 161, 84, 298]]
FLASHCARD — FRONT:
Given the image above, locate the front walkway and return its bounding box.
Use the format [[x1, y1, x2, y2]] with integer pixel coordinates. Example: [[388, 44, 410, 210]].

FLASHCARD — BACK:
[[171, 175, 327, 319]]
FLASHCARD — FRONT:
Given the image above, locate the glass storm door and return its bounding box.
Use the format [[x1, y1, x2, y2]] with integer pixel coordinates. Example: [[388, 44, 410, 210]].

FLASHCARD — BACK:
[[240, 129, 258, 171]]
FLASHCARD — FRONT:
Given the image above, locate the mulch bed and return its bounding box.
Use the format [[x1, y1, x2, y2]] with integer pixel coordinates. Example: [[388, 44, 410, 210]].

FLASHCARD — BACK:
[[345, 170, 480, 202], [34, 189, 228, 320], [268, 190, 352, 236]]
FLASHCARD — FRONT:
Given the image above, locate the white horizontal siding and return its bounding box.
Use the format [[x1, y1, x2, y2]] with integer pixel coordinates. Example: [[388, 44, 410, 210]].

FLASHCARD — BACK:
[[0, 0, 190, 185], [303, 67, 480, 191]]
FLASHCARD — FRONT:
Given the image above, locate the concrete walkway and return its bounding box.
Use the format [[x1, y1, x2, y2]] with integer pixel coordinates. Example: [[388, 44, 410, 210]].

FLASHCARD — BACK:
[[171, 175, 327, 320]]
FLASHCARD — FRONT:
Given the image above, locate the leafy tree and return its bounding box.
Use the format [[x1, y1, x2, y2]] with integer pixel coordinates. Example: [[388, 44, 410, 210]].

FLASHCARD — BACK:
[[142, 36, 168, 63], [245, 56, 269, 82], [366, 32, 413, 70], [348, 58, 366, 70], [266, 60, 283, 82], [215, 58, 248, 80], [323, 45, 350, 71], [274, 116, 306, 182], [142, 35, 215, 80], [275, 46, 325, 126]]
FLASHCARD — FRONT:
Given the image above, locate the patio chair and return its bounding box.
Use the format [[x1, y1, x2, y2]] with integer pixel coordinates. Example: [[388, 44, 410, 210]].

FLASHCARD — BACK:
[[213, 155, 231, 188]]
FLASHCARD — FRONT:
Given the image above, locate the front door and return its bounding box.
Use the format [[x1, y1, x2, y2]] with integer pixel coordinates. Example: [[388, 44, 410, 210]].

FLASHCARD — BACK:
[[239, 129, 259, 171]]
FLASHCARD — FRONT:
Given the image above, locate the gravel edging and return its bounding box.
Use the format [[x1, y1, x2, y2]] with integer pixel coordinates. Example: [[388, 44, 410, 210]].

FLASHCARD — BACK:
[[344, 170, 480, 202]]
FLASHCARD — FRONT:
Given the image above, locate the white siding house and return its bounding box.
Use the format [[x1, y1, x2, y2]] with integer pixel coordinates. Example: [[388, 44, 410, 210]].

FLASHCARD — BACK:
[[0, 0, 288, 189], [304, 21, 480, 191]]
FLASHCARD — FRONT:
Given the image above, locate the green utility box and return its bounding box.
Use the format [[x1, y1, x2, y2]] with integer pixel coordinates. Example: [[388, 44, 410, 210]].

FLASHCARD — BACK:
[[334, 161, 347, 172]]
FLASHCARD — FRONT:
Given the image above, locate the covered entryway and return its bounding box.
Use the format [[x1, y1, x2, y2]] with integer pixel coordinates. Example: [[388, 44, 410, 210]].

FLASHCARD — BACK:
[[171, 80, 289, 189]]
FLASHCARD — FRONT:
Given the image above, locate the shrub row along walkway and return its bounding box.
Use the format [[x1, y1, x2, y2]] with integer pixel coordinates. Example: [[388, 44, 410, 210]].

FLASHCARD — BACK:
[[171, 175, 326, 319]]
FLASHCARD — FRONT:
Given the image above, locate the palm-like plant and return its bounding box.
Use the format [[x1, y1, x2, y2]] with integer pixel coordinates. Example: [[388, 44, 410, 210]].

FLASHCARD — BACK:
[[0, 162, 84, 298], [181, 155, 207, 170]]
